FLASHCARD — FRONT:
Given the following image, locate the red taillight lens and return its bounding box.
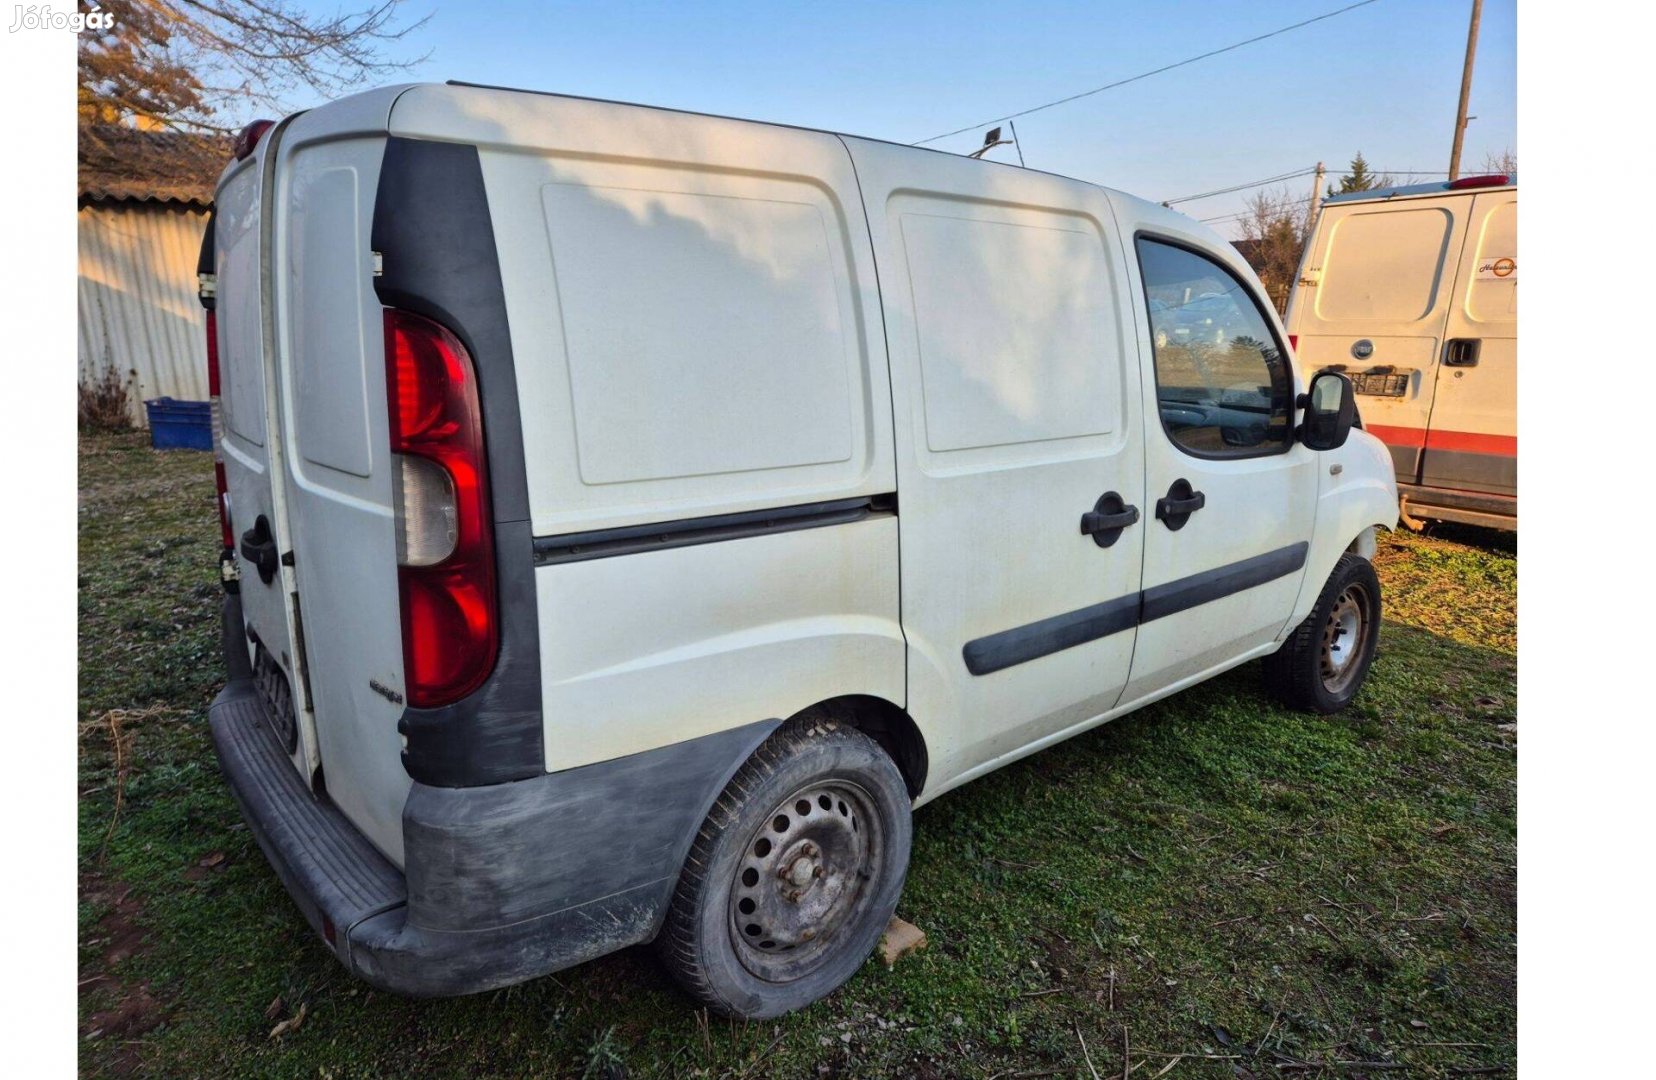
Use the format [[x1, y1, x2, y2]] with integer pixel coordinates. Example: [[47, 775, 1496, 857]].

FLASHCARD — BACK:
[[1448, 174, 1510, 190], [384, 309, 498, 708], [205, 310, 233, 548], [1288, 334, 1299, 353], [233, 119, 275, 161]]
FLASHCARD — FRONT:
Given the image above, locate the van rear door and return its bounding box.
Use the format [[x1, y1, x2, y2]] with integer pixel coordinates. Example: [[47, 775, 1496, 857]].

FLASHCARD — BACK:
[[1420, 190, 1517, 496], [214, 124, 322, 783], [264, 113, 410, 860], [215, 102, 412, 863], [1289, 195, 1474, 483]]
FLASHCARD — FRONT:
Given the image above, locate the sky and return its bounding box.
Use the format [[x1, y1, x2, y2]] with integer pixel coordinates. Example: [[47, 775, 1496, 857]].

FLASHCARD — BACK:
[[287, 0, 1516, 239]]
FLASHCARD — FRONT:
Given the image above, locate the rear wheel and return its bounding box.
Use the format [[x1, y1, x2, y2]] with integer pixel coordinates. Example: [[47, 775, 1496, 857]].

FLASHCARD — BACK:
[[1263, 552, 1381, 713], [657, 714, 912, 1019]]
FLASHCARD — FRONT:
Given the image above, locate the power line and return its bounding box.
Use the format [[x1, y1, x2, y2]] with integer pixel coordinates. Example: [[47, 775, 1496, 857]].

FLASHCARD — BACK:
[[1194, 166, 1470, 228], [1173, 165, 1461, 209], [913, 0, 1384, 146], [1165, 167, 1318, 206]]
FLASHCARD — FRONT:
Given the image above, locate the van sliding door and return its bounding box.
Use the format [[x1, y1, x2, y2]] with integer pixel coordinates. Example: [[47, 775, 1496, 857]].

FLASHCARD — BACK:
[[840, 136, 1146, 789]]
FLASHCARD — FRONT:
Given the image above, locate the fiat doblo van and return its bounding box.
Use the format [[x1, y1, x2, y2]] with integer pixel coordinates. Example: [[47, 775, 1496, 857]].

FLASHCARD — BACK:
[[200, 82, 1398, 1019], [1285, 175, 1516, 530]]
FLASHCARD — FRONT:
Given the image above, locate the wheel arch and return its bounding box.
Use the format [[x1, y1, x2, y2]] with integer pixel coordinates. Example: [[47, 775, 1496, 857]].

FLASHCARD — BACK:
[[1284, 451, 1398, 635], [786, 695, 929, 801]]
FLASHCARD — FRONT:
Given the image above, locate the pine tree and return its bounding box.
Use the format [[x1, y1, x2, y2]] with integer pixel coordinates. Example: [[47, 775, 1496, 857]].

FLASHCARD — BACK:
[[1327, 153, 1395, 199]]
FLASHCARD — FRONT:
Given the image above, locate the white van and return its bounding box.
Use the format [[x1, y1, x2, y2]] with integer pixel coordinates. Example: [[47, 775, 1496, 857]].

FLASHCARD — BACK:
[[1284, 176, 1516, 530], [200, 82, 1398, 1019]]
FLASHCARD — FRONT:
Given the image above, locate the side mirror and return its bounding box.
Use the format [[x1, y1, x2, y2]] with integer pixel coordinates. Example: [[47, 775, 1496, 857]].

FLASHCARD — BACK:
[[1300, 370, 1356, 451]]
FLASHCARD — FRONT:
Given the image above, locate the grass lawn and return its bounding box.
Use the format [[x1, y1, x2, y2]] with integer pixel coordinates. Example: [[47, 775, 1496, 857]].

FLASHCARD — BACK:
[[78, 430, 1516, 1079]]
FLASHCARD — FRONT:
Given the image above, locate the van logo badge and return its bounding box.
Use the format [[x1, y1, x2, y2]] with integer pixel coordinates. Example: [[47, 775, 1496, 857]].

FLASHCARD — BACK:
[[369, 678, 405, 706], [1351, 339, 1374, 361]]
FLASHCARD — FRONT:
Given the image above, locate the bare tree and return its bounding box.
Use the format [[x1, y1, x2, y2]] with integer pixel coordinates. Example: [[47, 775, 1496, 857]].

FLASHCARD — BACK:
[[1482, 148, 1518, 174], [1237, 185, 1312, 314], [79, 0, 429, 136]]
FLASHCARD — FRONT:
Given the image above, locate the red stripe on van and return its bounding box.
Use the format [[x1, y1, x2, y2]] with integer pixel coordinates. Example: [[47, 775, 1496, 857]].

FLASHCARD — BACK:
[[1365, 424, 1516, 457], [1363, 423, 1426, 449]]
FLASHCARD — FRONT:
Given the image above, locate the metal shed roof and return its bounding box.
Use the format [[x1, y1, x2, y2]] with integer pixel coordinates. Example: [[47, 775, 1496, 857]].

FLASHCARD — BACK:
[[78, 126, 230, 208]]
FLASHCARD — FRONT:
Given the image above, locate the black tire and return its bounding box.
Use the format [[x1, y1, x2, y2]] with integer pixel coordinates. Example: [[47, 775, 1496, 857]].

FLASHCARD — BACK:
[[657, 710, 912, 1019], [1263, 552, 1382, 713]]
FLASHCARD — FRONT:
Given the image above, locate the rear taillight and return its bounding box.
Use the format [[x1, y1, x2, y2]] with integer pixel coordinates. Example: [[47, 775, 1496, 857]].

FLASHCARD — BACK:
[[205, 309, 233, 549], [384, 309, 498, 708], [1288, 334, 1298, 353]]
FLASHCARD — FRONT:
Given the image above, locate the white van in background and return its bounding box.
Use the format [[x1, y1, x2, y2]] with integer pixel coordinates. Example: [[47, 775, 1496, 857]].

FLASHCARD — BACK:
[[1285, 175, 1516, 530], [200, 81, 1398, 1019]]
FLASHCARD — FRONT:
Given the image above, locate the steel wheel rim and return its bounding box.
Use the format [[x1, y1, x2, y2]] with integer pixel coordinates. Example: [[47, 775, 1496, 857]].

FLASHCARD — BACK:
[[1320, 583, 1372, 694], [728, 779, 883, 983]]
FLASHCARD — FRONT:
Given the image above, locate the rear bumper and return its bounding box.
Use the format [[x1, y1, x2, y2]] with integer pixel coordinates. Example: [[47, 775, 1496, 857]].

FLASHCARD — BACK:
[[1397, 482, 1516, 531], [209, 595, 776, 996]]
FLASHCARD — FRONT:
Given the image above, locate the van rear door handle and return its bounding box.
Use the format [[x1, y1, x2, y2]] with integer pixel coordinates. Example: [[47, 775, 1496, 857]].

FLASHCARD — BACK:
[[1080, 491, 1139, 548], [1155, 479, 1206, 531], [1444, 338, 1481, 367], [239, 515, 280, 585]]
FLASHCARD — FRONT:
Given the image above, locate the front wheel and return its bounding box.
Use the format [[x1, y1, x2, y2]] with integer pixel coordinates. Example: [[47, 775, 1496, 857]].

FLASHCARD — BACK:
[[1263, 552, 1382, 713], [657, 713, 912, 1019]]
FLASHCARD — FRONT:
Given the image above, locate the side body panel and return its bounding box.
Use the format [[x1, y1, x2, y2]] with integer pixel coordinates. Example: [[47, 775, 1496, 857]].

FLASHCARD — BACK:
[[386, 86, 903, 775], [842, 137, 1146, 794]]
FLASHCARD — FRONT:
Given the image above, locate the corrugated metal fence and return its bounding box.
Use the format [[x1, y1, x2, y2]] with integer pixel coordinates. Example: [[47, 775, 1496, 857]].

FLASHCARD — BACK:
[[78, 203, 209, 426]]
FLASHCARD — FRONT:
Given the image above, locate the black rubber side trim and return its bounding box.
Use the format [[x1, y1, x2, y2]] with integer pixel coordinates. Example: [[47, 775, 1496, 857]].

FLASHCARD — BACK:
[[961, 542, 1310, 676], [1139, 542, 1309, 624], [372, 136, 543, 788], [398, 719, 779, 936], [216, 657, 781, 997], [533, 495, 896, 565], [221, 589, 253, 682], [352, 719, 782, 996], [963, 594, 1140, 677]]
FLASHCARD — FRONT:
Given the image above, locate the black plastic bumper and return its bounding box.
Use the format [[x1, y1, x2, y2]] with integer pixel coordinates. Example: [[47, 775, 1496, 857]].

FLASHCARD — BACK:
[[209, 594, 777, 997]]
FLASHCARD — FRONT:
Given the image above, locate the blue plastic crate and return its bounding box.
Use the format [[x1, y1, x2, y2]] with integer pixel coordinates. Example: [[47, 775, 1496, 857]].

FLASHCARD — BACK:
[[144, 397, 213, 451]]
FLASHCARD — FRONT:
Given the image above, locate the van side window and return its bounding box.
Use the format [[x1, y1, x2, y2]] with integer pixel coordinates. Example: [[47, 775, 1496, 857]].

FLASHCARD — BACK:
[[1136, 239, 1292, 458]]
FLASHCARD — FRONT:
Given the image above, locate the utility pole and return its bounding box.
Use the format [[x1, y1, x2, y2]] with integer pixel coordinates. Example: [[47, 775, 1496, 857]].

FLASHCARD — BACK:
[[1448, 0, 1483, 181], [1309, 161, 1326, 226]]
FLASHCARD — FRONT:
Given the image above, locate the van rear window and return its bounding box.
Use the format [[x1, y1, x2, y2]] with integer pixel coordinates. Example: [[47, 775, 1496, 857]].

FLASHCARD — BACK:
[[1317, 208, 1453, 322]]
